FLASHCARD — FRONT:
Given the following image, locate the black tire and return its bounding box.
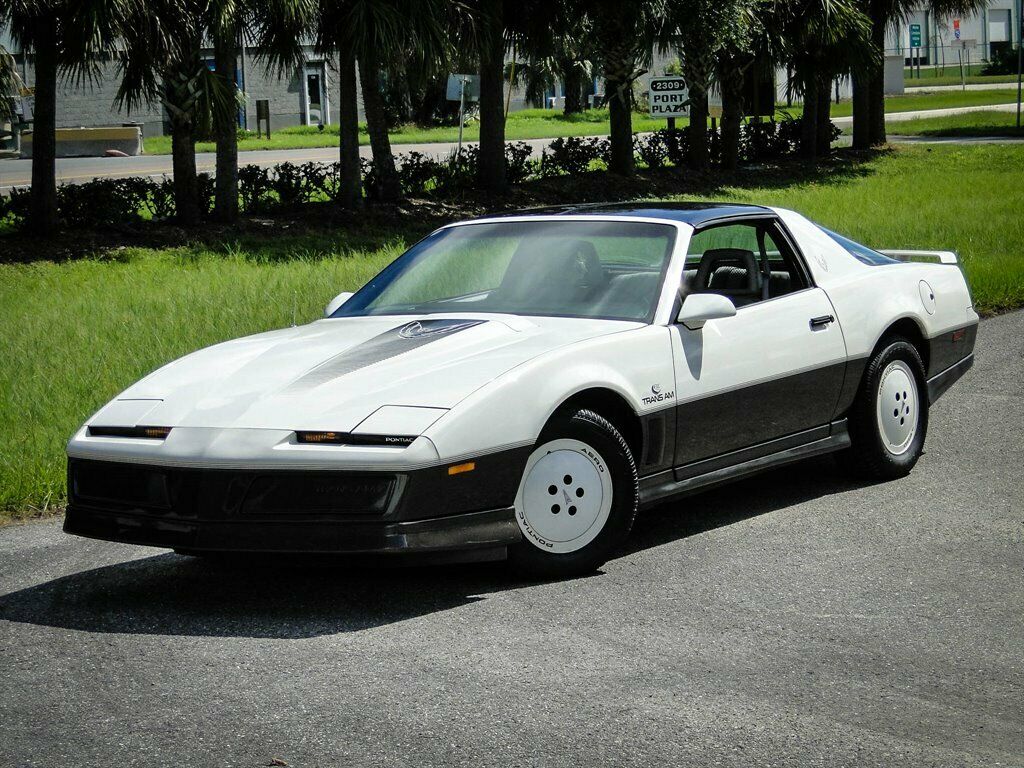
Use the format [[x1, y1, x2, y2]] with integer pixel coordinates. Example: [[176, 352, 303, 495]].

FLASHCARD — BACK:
[[507, 408, 639, 579], [839, 338, 929, 480]]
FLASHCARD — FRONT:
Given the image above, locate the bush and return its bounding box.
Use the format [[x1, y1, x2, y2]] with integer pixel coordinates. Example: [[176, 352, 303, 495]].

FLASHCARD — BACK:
[[146, 178, 176, 221], [505, 141, 536, 184], [238, 164, 273, 212], [982, 44, 1021, 75], [541, 136, 608, 176]]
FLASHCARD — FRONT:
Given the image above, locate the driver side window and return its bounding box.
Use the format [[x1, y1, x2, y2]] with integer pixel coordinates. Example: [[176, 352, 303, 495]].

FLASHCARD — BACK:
[[684, 220, 808, 307]]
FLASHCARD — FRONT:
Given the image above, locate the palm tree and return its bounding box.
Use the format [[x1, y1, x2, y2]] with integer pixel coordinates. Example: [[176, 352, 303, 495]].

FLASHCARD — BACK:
[[475, 0, 506, 191], [591, 0, 665, 176], [1, 43, 20, 121], [226, 0, 311, 219], [115, 0, 237, 225], [852, 0, 986, 147], [667, 0, 744, 170], [1, 0, 121, 231], [769, 0, 876, 158], [0, 42, 19, 118], [508, 17, 598, 115]]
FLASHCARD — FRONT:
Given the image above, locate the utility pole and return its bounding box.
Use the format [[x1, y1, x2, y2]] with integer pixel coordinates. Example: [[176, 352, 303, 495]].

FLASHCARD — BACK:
[[1017, 0, 1022, 129]]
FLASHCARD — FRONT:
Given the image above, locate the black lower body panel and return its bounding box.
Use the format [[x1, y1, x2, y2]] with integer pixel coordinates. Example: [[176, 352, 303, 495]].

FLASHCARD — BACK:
[[63, 454, 528, 558], [63, 503, 520, 557], [926, 353, 974, 404]]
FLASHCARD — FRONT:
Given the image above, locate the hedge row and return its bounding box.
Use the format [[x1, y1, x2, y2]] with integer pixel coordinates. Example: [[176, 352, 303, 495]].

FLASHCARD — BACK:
[[0, 117, 835, 228]]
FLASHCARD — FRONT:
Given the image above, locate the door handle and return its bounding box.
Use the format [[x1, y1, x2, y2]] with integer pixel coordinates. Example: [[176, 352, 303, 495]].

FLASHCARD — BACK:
[[809, 314, 835, 329]]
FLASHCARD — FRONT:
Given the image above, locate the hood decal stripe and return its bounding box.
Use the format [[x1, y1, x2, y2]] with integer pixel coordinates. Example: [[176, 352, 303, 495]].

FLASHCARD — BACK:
[[287, 319, 486, 391]]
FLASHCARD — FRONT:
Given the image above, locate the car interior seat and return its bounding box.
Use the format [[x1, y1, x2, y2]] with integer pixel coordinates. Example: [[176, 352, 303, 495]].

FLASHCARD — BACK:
[[693, 248, 762, 306]]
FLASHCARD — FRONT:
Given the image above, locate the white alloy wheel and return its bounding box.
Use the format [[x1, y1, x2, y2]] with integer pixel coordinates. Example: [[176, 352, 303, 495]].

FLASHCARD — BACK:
[[514, 438, 614, 554], [875, 359, 920, 455]]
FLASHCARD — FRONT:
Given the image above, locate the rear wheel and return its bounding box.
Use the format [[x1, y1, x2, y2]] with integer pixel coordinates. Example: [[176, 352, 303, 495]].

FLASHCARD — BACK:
[[508, 408, 638, 578], [840, 338, 928, 480]]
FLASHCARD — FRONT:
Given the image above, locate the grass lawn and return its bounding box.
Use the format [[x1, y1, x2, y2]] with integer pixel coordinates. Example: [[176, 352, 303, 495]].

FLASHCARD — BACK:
[[887, 109, 1024, 136], [903, 63, 1020, 87], [1, 143, 1022, 519], [140, 90, 1024, 155]]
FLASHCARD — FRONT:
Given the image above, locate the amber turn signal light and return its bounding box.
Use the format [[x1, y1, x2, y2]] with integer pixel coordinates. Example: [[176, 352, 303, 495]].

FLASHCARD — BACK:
[[447, 461, 476, 476]]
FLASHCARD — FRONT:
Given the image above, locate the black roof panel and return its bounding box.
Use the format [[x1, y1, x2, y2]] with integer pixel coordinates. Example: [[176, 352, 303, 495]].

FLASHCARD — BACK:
[[482, 201, 773, 226]]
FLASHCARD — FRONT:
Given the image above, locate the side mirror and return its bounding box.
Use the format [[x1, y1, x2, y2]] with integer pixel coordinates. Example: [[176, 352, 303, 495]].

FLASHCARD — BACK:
[[676, 293, 736, 330], [324, 292, 354, 317]]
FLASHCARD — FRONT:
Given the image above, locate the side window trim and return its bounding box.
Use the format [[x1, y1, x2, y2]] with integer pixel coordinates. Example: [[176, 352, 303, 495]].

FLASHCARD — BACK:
[[768, 218, 816, 290]]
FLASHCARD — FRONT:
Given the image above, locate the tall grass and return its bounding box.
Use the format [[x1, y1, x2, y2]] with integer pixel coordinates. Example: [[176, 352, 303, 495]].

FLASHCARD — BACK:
[[1, 144, 1022, 519], [0, 240, 403, 516]]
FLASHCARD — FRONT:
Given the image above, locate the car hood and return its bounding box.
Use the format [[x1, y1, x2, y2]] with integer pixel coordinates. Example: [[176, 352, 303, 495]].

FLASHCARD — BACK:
[[101, 313, 641, 432]]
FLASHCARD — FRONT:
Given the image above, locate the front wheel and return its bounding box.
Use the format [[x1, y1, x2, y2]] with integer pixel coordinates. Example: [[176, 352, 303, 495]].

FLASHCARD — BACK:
[[508, 408, 638, 579], [839, 338, 929, 480]]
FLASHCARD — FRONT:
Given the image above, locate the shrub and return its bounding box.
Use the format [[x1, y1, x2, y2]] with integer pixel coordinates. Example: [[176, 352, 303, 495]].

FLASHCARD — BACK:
[[505, 141, 536, 184], [238, 164, 273, 212], [635, 133, 669, 169], [541, 136, 607, 176], [57, 177, 153, 227], [145, 178, 176, 221]]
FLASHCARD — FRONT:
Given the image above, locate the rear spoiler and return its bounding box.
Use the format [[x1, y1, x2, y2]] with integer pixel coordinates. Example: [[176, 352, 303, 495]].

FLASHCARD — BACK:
[[880, 249, 959, 265]]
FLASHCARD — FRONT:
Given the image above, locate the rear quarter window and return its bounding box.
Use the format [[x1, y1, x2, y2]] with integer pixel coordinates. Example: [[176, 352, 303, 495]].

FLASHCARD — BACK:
[[820, 228, 900, 266]]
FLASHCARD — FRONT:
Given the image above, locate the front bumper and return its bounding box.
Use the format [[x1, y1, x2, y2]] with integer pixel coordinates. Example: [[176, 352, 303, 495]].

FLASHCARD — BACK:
[[63, 452, 528, 558], [64, 503, 520, 558]]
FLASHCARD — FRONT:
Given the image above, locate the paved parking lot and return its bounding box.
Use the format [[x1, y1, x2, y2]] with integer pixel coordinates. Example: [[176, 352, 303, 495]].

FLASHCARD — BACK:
[[1, 311, 1021, 768]]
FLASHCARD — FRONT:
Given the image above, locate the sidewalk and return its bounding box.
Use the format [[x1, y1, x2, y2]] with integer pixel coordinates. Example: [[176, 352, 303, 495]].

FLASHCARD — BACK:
[[905, 81, 1022, 93]]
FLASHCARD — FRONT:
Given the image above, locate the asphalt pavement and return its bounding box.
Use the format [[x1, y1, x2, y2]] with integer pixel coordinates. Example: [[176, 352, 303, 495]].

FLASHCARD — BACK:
[[1, 310, 1022, 768], [2, 102, 1021, 192]]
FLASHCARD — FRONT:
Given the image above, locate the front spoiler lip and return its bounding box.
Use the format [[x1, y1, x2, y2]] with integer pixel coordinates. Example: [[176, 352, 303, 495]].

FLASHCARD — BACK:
[[63, 505, 522, 557]]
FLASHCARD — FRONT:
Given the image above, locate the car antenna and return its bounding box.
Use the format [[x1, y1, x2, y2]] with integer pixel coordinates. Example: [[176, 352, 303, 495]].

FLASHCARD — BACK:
[[292, 290, 297, 327]]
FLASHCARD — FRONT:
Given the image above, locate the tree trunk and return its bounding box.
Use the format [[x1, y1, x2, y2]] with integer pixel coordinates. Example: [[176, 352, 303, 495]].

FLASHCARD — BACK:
[[687, 88, 708, 170], [170, 113, 200, 225], [851, 70, 870, 148], [28, 21, 59, 232], [213, 29, 239, 223], [358, 53, 401, 201], [815, 78, 833, 154], [563, 67, 585, 115], [719, 64, 743, 171], [336, 51, 362, 209], [867, 19, 886, 145], [476, 0, 506, 192], [606, 74, 634, 175], [799, 76, 818, 158]]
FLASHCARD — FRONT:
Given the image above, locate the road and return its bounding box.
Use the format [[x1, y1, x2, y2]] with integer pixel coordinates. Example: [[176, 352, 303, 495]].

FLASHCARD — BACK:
[[1, 310, 1021, 767], [1, 102, 1021, 192], [0, 137, 556, 193]]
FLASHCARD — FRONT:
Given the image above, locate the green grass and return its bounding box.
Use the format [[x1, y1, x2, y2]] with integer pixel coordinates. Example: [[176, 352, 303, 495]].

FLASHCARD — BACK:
[[887, 109, 1024, 136], [904, 63, 1020, 87], [140, 90, 1023, 155], [142, 108, 672, 155], [1, 143, 1022, 519]]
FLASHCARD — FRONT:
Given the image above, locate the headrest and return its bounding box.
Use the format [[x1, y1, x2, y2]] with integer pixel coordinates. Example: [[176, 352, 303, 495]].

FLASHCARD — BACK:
[[695, 248, 760, 295]]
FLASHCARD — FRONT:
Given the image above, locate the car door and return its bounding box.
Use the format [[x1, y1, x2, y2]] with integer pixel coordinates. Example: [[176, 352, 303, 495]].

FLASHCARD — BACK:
[[670, 217, 848, 471]]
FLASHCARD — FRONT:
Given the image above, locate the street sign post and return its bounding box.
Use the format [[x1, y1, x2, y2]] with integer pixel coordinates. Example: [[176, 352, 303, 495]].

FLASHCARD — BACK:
[[446, 74, 481, 160], [909, 23, 922, 78], [909, 23, 922, 47], [648, 76, 689, 121]]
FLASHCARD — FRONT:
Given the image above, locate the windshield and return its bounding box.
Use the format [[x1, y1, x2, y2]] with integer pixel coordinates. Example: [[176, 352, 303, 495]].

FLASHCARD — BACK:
[[332, 220, 677, 322], [821, 227, 899, 266]]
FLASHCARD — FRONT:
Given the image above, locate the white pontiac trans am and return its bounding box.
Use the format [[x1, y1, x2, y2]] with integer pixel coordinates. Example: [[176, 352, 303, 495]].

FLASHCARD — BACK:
[[65, 203, 978, 577]]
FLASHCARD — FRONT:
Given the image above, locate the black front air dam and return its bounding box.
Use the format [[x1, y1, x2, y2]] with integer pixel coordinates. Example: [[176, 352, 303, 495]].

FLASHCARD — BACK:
[[63, 504, 521, 558]]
